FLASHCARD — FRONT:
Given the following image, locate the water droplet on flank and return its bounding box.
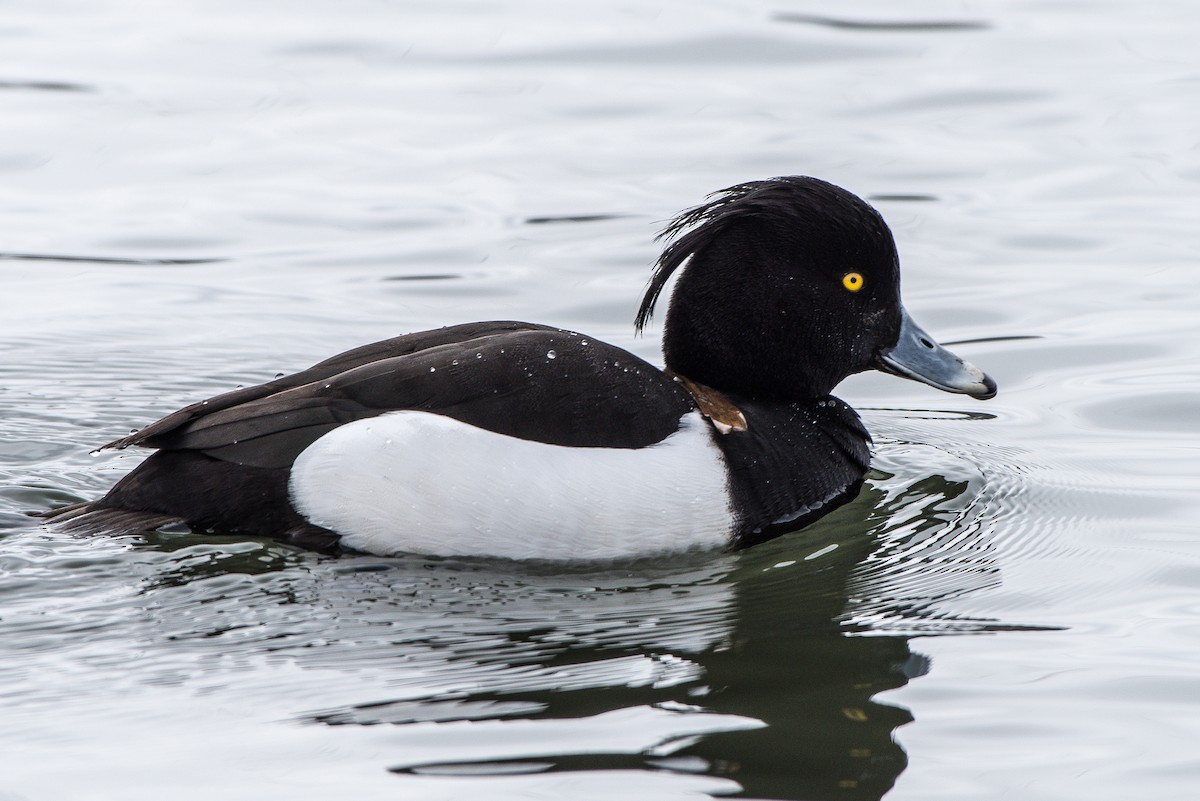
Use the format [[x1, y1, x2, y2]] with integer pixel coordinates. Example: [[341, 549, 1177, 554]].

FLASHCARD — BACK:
[[581, 340, 589, 346], [429, 366, 436, 372], [475, 352, 482, 359], [546, 350, 557, 359], [451, 359, 459, 366]]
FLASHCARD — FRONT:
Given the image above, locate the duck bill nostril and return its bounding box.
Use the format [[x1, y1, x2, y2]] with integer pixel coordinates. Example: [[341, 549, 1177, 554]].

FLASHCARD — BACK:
[[878, 306, 998, 400]]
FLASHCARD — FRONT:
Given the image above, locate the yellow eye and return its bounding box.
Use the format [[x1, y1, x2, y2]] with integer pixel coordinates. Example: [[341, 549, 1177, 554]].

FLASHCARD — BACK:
[[842, 272, 864, 292]]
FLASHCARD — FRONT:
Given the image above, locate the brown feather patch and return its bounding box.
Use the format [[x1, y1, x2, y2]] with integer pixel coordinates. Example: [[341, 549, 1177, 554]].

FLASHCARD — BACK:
[[667, 370, 748, 434]]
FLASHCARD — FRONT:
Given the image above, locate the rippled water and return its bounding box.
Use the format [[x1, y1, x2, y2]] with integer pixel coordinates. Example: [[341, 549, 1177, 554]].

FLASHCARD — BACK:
[[3, 1, 1199, 799]]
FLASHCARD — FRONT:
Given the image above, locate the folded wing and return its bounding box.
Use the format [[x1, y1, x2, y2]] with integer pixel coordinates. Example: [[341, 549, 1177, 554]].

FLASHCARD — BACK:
[[107, 322, 695, 469]]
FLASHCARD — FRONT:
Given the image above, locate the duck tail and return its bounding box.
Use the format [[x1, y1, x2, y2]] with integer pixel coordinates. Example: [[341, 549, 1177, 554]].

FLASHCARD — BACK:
[[34, 501, 186, 536]]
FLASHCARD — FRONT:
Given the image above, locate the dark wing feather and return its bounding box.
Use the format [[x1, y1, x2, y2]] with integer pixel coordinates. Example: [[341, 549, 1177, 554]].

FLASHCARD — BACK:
[[113, 323, 695, 469], [105, 321, 557, 450]]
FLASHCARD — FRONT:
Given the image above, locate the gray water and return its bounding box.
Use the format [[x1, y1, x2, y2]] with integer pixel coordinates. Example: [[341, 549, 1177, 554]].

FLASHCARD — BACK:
[[3, 1, 1199, 799]]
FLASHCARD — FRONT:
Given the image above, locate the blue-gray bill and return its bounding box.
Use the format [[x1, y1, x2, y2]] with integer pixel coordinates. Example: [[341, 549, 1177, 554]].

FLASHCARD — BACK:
[[879, 307, 998, 400]]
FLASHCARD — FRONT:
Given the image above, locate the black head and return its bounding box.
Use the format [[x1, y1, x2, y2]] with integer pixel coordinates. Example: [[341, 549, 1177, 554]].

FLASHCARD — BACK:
[[636, 177, 904, 401]]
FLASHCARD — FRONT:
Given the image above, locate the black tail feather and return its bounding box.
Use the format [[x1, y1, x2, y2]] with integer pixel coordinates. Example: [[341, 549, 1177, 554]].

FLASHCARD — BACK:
[[35, 450, 343, 555], [38, 502, 186, 536]]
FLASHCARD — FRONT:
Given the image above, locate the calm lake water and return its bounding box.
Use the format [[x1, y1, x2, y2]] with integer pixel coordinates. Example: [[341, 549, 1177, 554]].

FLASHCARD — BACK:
[[3, 1, 1199, 799]]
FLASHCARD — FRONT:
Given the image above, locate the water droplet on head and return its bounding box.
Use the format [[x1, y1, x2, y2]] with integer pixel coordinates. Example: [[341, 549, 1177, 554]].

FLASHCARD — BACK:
[[581, 340, 589, 346], [546, 349, 557, 359]]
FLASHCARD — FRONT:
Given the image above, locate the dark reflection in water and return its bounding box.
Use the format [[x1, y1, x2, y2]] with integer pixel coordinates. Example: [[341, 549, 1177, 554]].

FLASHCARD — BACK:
[[136, 533, 309, 589], [646, 515, 922, 801], [105, 461, 1015, 801], [370, 469, 1023, 799]]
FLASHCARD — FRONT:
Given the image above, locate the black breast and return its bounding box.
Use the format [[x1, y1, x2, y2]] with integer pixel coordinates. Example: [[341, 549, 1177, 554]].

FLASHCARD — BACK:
[[713, 396, 872, 547]]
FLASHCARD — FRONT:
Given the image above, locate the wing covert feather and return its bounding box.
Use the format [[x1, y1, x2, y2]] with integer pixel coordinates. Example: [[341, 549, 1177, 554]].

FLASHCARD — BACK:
[[109, 325, 694, 468]]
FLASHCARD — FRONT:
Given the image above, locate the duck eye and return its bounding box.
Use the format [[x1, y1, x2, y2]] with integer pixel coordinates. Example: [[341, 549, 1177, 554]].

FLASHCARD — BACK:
[[842, 272, 865, 292]]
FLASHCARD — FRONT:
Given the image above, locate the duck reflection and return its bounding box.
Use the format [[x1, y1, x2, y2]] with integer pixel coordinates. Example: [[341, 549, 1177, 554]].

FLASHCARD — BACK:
[[132, 453, 1003, 800], [229, 464, 987, 801]]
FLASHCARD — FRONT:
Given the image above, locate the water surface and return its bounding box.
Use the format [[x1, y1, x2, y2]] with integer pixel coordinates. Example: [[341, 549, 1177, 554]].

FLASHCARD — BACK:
[[3, 1, 1200, 799]]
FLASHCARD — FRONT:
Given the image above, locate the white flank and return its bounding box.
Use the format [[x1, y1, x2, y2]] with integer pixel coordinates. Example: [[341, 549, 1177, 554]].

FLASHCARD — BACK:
[[288, 410, 734, 560]]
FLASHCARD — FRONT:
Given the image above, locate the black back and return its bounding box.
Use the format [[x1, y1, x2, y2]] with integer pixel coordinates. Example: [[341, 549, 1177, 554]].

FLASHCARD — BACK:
[[110, 322, 695, 469]]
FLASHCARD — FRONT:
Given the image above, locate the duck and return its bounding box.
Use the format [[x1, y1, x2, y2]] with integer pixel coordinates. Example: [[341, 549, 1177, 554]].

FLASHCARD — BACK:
[[47, 176, 996, 560]]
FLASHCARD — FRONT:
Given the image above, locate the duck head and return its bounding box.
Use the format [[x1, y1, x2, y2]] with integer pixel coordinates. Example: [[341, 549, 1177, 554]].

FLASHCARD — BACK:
[[636, 176, 996, 402]]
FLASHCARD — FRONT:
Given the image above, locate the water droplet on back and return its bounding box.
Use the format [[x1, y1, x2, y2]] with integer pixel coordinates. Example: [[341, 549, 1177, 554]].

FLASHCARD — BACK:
[[547, 349, 557, 359]]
